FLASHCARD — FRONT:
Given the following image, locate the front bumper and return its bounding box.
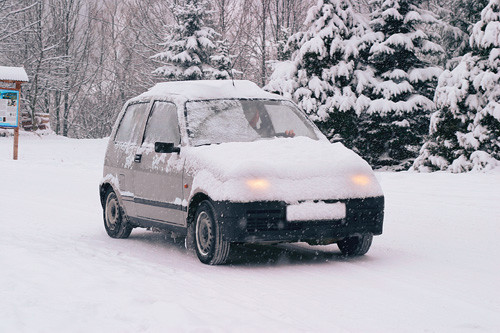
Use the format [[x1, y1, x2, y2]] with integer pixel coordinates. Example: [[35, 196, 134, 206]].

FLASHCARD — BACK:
[[211, 196, 384, 243]]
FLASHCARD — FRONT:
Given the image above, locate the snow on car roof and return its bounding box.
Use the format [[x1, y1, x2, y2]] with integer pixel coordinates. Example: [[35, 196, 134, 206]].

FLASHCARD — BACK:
[[136, 80, 284, 101]]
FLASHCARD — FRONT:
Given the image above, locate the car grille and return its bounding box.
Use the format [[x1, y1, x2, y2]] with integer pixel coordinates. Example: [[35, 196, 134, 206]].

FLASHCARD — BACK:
[[245, 208, 284, 232], [243, 197, 383, 233]]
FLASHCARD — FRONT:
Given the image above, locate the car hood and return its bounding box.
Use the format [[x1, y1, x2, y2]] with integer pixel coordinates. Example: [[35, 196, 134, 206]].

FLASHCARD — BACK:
[[183, 137, 383, 202]]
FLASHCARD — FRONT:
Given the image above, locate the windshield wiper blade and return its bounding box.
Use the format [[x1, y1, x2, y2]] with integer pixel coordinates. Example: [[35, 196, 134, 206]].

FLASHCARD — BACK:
[[195, 142, 222, 147]]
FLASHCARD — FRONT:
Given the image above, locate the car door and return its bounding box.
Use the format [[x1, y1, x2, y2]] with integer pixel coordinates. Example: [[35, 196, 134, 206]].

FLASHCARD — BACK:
[[106, 101, 149, 217], [132, 101, 186, 226]]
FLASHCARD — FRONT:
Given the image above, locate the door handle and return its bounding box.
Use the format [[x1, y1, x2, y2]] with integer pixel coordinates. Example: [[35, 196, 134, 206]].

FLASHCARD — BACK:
[[134, 154, 142, 163]]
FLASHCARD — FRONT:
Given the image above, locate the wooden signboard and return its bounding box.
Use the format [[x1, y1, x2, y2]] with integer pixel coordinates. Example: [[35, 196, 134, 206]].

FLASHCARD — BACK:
[[0, 66, 29, 160]]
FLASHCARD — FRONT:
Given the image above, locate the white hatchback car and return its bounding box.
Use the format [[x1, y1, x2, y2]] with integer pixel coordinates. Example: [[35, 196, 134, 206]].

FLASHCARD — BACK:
[[100, 80, 384, 265]]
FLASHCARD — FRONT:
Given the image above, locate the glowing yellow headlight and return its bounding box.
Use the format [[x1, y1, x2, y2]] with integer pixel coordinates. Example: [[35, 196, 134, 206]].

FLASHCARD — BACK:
[[246, 179, 270, 190], [351, 174, 371, 186]]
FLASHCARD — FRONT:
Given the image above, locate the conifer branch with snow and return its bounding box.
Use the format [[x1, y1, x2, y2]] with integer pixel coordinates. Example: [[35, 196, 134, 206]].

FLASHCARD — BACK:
[[355, 0, 443, 169], [413, 0, 500, 172], [152, 0, 233, 81], [266, 0, 370, 147], [266, 0, 444, 169]]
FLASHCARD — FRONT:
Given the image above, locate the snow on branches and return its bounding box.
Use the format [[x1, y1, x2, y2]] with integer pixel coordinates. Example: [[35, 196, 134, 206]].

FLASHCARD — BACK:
[[354, 0, 443, 169], [413, 0, 500, 172], [152, 0, 232, 81], [266, 0, 444, 169], [266, 0, 370, 146]]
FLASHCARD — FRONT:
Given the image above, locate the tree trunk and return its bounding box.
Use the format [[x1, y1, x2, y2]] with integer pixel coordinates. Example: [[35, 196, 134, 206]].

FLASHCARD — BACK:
[[54, 90, 61, 134], [63, 91, 69, 136], [261, 0, 268, 87]]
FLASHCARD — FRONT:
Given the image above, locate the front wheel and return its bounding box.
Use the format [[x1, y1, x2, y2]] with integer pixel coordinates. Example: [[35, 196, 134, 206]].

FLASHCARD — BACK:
[[194, 201, 231, 265], [104, 189, 132, 239], [337, 233, 373, 256]]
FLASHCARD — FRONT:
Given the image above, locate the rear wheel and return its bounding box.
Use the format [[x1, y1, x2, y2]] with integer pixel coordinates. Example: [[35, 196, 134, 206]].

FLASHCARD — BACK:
[[194, 201, 230, 265], [104, 189, 132, 239], [337, 233, 373, 256]]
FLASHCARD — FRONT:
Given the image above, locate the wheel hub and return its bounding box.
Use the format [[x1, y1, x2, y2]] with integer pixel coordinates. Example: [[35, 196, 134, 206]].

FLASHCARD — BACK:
[[105, 195, 119, 230], [196, 212, 213, 255]]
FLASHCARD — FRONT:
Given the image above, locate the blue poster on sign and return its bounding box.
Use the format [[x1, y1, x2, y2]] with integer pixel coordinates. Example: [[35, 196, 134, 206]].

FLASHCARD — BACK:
[[0, 89, 19, 128]]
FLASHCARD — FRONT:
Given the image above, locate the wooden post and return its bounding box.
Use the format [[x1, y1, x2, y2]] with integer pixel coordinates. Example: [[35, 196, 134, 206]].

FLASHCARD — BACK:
[[13, 127, 19, 159], [13, 82, 21, 160]]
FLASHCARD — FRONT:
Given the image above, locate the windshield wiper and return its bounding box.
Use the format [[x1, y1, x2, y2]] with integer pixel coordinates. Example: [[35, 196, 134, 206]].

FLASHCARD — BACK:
[[194, 142, 222, 147]]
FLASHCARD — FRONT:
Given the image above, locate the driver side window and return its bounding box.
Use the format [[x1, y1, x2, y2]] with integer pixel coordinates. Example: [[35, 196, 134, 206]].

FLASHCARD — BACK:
[[143, 101, 180, 145]]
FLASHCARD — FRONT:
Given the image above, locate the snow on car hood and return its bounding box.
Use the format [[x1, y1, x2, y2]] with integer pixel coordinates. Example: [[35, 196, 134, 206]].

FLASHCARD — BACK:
[[183, 137, 383, 202]]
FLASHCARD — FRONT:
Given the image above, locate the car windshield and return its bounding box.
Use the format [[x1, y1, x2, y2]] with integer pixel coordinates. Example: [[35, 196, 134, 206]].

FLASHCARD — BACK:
[[185, 99, 318, 146]]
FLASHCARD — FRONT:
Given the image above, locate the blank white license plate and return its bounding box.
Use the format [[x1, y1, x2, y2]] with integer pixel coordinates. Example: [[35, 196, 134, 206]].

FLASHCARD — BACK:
[[286, 201, 346, 222]]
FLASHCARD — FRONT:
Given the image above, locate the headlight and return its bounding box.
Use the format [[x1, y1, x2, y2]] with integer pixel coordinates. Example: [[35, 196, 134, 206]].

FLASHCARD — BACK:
[[351, 174, 371, 186], [246, 178, 270, 190]]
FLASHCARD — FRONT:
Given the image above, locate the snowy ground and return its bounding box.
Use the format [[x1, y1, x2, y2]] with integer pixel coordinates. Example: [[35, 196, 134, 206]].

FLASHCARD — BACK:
[[1, 134, 499, 332]]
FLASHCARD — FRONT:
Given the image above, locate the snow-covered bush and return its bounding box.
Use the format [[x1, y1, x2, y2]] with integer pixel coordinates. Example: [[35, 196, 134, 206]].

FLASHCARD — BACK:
[[152, 0, 232, 81], [265, 0, 370, 148], [413, 0, 500, 172], [356, 0, 443, 169]]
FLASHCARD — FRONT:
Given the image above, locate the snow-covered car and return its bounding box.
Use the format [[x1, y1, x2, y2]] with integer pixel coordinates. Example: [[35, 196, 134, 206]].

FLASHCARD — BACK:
[[99, 80, 384, 265]]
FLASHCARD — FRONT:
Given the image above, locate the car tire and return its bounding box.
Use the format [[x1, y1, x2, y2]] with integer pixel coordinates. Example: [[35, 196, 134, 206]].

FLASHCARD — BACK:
[[337, 233, 373, 256], [194, 201, 231, 265], [103, 189, 132, 239]]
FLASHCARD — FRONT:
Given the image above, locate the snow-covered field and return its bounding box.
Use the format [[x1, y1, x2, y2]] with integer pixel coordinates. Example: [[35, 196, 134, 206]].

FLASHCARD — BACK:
[[1, 134, 499, 332]]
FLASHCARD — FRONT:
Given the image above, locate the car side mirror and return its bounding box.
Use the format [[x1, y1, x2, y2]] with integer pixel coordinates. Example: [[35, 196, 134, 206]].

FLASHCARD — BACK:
[[155, 142, 180, 154]]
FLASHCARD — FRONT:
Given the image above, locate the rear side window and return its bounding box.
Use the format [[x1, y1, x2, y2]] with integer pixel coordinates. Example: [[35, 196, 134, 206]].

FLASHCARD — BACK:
[[115, 103, 148, 143], [143, 101, 180, 145]]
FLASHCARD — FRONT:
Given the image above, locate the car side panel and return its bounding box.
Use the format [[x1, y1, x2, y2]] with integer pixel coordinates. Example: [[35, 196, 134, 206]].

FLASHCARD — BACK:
[[133, 149, 187, 226]]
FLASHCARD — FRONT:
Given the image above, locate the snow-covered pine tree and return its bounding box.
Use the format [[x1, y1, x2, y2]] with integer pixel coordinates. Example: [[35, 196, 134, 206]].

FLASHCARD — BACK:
[[210, 39, 233, 80], [152, 0, 232, 81], [412, 0, 500, 172], [265, 0, 370, 147], [356, 0, 444, 169], [430, 0, 489, 67]]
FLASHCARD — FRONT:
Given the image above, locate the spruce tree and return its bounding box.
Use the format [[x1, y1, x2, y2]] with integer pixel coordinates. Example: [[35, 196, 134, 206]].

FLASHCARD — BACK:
[[433, 0, 489, 66], [413, 0, 500, 172], [210, 39, 233, 80], [152, 0, 232, 81], [357, 0, 444, 169], [265, 0, 371, 147]]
